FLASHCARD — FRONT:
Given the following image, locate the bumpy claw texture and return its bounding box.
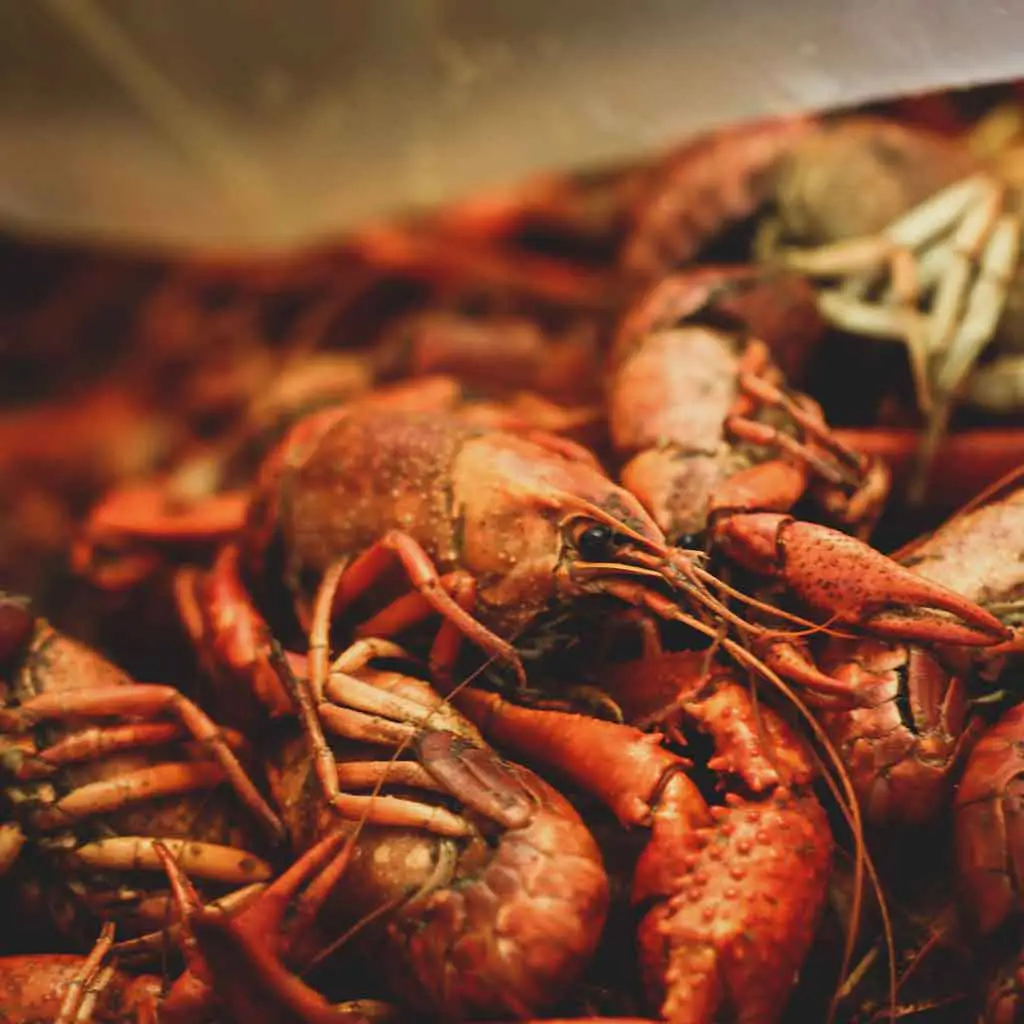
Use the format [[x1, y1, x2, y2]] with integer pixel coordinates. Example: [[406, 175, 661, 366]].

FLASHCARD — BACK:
[[456, 673, 830, 1024], [633, 784, 832, 1024], [716, 513, 1012, 646]]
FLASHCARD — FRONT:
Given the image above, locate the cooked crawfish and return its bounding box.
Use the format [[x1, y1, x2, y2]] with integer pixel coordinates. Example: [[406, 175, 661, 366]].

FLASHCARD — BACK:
[[115, 532, 611, 1020], [0, 593, 281, 947], [0, 932, 160, 1024], [454, 651, 832, 1024], [624, 111, 1024, 498], [955, 701, 1024, 1023], [608, 265, 888, 545], [260, 645, 610, 1020], [75, 401, 1011, 751], [806, 481, 1024, 824], [0, 830, 384, 1023]]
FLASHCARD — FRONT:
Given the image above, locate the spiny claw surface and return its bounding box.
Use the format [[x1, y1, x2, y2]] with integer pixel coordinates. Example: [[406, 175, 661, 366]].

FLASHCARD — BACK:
[[716, 513, 1010, 646], [634, 786, 832, 1024]]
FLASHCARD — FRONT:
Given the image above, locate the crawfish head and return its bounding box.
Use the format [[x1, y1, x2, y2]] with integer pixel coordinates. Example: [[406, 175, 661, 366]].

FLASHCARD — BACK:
[[450, 429, 723, 638], [238, 409, 738, 678]]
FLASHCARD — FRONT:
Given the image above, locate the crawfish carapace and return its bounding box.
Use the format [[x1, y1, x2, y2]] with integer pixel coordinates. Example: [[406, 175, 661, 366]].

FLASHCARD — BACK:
[[608, 267, 889, 544], [263, 653, 609, 1021]]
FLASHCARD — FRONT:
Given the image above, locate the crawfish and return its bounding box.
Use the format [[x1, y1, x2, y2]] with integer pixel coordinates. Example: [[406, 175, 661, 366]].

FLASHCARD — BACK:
[[0, 830, 384, 1023], [453, 651, 833, 1024], [812, 479, 1024, 825], [608, 264, 889, 547], [944, 478, 1024, 1020], [75, 374, 599, 593], [74, 401, 1010, 752], [0, 593, 281, 948], [627, 111, 1024, 495], [260, 644, 610, 1020], [955, 700, 1024, 1023], [140, 544, 612, 1020], [0, 932, 160, 1024]]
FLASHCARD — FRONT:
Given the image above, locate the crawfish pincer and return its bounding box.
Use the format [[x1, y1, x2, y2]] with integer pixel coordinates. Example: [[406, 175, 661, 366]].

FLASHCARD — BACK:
[[457, 651, 832, 1024]]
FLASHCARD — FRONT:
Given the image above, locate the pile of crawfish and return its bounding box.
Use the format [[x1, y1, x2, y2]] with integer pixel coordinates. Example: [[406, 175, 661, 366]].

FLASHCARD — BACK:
[[9, 80, 1024, 1024]]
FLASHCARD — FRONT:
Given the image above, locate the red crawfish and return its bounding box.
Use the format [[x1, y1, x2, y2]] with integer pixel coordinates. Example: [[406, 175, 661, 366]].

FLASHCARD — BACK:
[[947, 481, 1024, 1021], [74, 403, 1011, 726], [955, 701, 1024, 1024], [607, 264, 888, 547], [814, 480, 1024, 825], [624, 111, 1024, 496], [73, 374, 598, 593], [160, 542, 612, 1019], [128, 545, 612, 1020], [0, 831, 383, 1023], [0, 593, 280, 946], [453, 651, 832, 1024], [264, 645, 610, 1020]]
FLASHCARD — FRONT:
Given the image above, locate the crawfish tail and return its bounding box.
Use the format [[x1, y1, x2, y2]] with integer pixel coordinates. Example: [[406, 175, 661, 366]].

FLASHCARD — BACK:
[[389, 733, 610, 1020]]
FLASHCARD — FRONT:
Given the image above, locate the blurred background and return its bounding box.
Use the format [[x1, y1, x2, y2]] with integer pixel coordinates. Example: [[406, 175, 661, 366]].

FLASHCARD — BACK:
[[4, 0, 1024, 251]]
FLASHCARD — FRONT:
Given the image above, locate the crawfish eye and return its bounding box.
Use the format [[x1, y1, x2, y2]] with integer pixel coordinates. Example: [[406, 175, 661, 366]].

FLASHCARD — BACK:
[[675, 531, 706, 550], [577, 524, 614, 561]]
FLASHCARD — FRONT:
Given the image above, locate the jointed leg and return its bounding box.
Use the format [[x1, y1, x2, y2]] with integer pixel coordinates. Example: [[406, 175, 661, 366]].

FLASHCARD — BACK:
[[156, 829, 363, 1024], [320, 532, 524, 684], [760, 175, 1009, 417], [70, 835, 273, 885], [730, 339, 875, 486], [55, 922, 117, 1024], [29, 761, 226, 830], [0, 688, 282, 841], [13, 721, 252, 781], [269, 644, 473, 837]]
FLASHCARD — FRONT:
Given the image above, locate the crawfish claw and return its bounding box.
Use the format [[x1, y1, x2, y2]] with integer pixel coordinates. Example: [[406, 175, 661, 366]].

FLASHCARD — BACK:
[[716, 513, 1010, 646]]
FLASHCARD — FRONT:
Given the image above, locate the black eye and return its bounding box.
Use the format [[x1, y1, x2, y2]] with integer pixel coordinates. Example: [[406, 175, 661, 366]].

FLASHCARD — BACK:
[[675, 531, 706, 550], [577, 524, 613, 561]]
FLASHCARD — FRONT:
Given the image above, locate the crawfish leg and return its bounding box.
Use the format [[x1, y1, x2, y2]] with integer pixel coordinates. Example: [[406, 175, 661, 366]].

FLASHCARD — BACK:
[[0, 687, 283, 840], [349, 570, 478, 687], [55, 922, 117, 1024], [910, 204, 1020, 504], [157, 829, 362, 1023], [922, 177, 1009, 371], [175, 548, 293, 716], [16, 721, 248, 780], [764, 226, 933, 414], [323, 531, 525, 683], [72, 836, 273, 886], [29, 761, 225, 830], [729, 340, 870, 486], [270, 648, 473, 837]]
